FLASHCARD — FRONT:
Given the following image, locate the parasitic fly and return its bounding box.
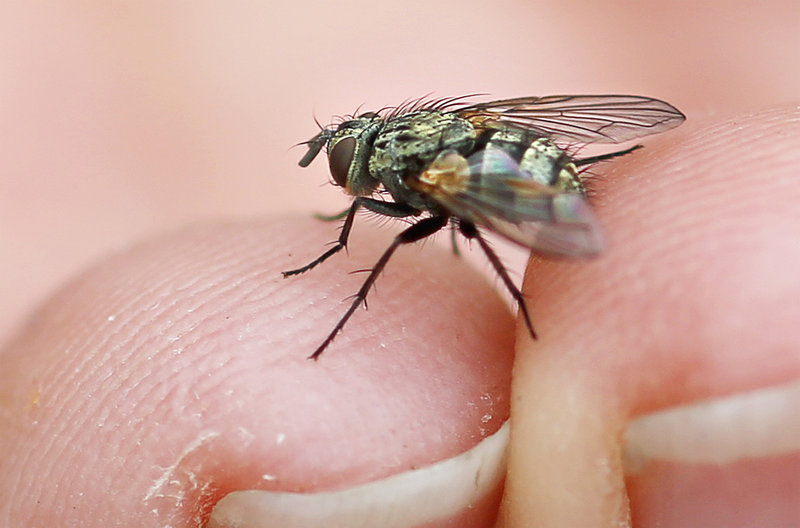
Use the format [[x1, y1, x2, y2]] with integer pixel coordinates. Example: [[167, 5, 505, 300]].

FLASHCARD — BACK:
[[285, 94, 685, 359]]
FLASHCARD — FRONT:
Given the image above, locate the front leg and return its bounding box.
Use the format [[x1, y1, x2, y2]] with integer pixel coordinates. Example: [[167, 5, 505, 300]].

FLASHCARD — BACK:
[[310, 215, 449, 359], [314, 208, 350, 222], [282, 198, 419, 277]]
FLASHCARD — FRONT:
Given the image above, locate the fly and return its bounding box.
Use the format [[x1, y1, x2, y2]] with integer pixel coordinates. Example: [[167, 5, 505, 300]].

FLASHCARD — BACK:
[[285, 94, 685, 359]]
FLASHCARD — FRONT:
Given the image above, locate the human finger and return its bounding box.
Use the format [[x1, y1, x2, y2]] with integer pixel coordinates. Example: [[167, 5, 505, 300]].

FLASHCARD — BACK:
[[504, 105, 800, 527], [0, 217, 516, 527]]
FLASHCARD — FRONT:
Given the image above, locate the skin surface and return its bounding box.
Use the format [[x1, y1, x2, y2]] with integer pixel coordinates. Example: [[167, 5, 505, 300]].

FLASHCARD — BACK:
[[504, 107, 800, 527], [1, 2, 799, 527], [0, 220, 516, 525]]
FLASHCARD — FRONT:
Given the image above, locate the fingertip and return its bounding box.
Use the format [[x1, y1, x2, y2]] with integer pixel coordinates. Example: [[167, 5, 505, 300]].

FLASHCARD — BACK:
[[0, 216, 516, 526], [506, 105, 800, 527]]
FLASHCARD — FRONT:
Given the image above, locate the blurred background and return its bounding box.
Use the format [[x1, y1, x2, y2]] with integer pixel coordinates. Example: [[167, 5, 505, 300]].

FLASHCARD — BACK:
[[2, 1, 798, 343]]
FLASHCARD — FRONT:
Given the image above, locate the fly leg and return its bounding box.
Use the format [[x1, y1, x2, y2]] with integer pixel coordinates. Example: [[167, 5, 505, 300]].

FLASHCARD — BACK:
[[282, 198, 418, 277], [310, 215, 449, 360], [574, 144, 642, 166], [459, 221, 537, 340], [449, 218, 461, 256], [314, 208, 350, 222]]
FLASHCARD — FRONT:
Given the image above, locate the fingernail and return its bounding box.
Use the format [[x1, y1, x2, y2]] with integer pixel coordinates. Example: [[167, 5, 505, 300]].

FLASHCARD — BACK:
[[208, 422, 509, 528], [623, 379, 800, 472]]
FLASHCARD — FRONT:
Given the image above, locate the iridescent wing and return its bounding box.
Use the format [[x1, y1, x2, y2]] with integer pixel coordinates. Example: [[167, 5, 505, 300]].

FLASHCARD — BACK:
[[456, 94, 685, 144], [409, 149, 604, 257]]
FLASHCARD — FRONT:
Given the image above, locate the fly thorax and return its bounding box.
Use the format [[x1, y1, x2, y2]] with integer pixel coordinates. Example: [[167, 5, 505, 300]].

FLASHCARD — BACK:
[[369, 111, 476, 178], [368, 111, 475, 210], [379, 170, 440, 211]]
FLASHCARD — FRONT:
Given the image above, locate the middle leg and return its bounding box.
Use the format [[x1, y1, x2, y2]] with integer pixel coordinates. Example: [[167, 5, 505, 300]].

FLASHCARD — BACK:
[[459, 221, 537, 340]]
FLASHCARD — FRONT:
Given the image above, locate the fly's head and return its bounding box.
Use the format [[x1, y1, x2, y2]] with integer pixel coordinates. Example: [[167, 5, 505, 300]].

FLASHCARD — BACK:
[[299, 112, 384, 196]]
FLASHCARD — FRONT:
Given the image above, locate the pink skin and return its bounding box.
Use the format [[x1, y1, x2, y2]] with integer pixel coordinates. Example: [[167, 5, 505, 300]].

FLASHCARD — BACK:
[[0, 220, 515, 526], [2, 3, 800, 527], [504, 107, 800, 527]]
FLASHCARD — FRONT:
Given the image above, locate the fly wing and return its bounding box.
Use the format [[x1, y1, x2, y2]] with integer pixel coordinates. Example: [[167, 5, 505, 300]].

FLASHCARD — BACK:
[[411, 150, 604, 257], [480, 193, 605, 257], [457, 94, 685, 144]]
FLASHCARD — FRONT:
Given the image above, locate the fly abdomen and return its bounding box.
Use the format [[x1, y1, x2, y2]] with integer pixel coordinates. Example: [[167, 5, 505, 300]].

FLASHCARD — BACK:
[[519, 137, 584, 194], [476, 128, 539, 164], [476, 129, 585, 195]]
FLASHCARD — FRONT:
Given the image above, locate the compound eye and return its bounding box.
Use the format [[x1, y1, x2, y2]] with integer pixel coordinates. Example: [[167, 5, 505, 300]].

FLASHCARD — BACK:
[[328, 136, 356, 187]]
